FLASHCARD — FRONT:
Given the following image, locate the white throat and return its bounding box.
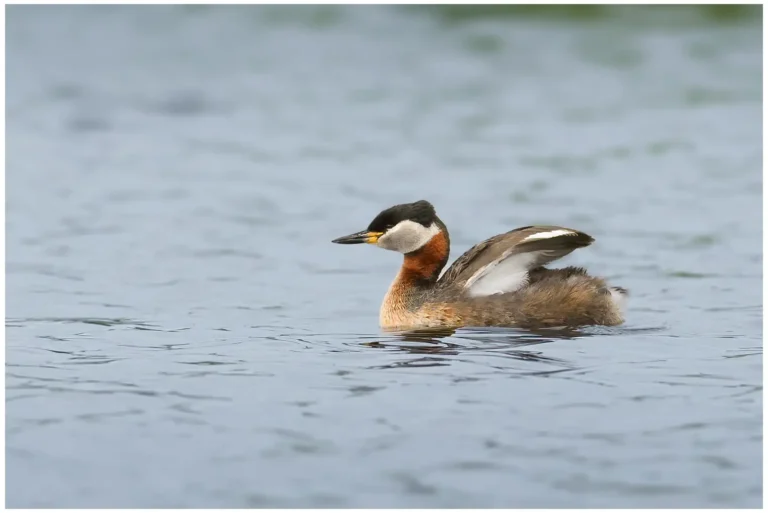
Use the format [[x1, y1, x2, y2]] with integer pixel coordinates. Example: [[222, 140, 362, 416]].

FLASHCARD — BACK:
[[377, 220, 440, 254]]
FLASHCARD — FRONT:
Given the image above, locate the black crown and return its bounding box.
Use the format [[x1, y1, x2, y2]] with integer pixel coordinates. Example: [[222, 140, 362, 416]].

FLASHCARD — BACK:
[[367, 200, 437, 232]]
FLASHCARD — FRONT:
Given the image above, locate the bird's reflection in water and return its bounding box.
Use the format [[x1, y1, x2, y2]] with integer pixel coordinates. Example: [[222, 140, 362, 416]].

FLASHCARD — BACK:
[[361, 326, 589, 369]]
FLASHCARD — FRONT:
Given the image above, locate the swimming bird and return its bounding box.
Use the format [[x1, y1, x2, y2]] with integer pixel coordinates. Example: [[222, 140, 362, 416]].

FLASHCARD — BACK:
[[332, 200, 627, 330]]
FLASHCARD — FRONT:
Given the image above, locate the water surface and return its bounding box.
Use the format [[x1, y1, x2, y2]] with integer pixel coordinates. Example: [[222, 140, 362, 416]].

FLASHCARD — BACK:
[[6, 6, 762, 508]]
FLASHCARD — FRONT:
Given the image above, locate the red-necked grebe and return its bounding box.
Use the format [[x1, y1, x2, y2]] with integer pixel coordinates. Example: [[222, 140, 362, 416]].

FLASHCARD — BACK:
[[332, 200, 627, 330]]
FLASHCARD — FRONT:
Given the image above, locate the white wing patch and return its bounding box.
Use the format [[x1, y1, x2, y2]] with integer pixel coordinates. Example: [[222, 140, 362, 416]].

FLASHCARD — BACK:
[[464, 252, 538, 297], [522, 229, 576, 242], [460, 228, 588, 297]]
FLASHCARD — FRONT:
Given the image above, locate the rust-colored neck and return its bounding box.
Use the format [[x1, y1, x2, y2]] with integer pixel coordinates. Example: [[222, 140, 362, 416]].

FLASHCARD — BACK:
[[400, 229, 450, 287], [380, 228, 451, 328]]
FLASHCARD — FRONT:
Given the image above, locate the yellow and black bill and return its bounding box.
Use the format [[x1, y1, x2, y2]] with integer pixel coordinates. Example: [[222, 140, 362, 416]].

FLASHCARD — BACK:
[[331, 230, 383, 244]]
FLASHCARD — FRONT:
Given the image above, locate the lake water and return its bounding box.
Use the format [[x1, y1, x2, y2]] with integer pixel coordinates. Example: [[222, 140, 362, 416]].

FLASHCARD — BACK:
[[6, 5, 762, 508]]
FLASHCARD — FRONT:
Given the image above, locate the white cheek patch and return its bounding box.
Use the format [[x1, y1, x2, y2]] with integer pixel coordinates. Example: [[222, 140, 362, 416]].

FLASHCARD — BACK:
[[377, 221, 440, 254], [522, 229, 576, 242]]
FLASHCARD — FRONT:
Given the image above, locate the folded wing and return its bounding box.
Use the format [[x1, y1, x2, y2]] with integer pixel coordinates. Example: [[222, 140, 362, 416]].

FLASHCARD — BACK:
[[438, 226, 594, 297]]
